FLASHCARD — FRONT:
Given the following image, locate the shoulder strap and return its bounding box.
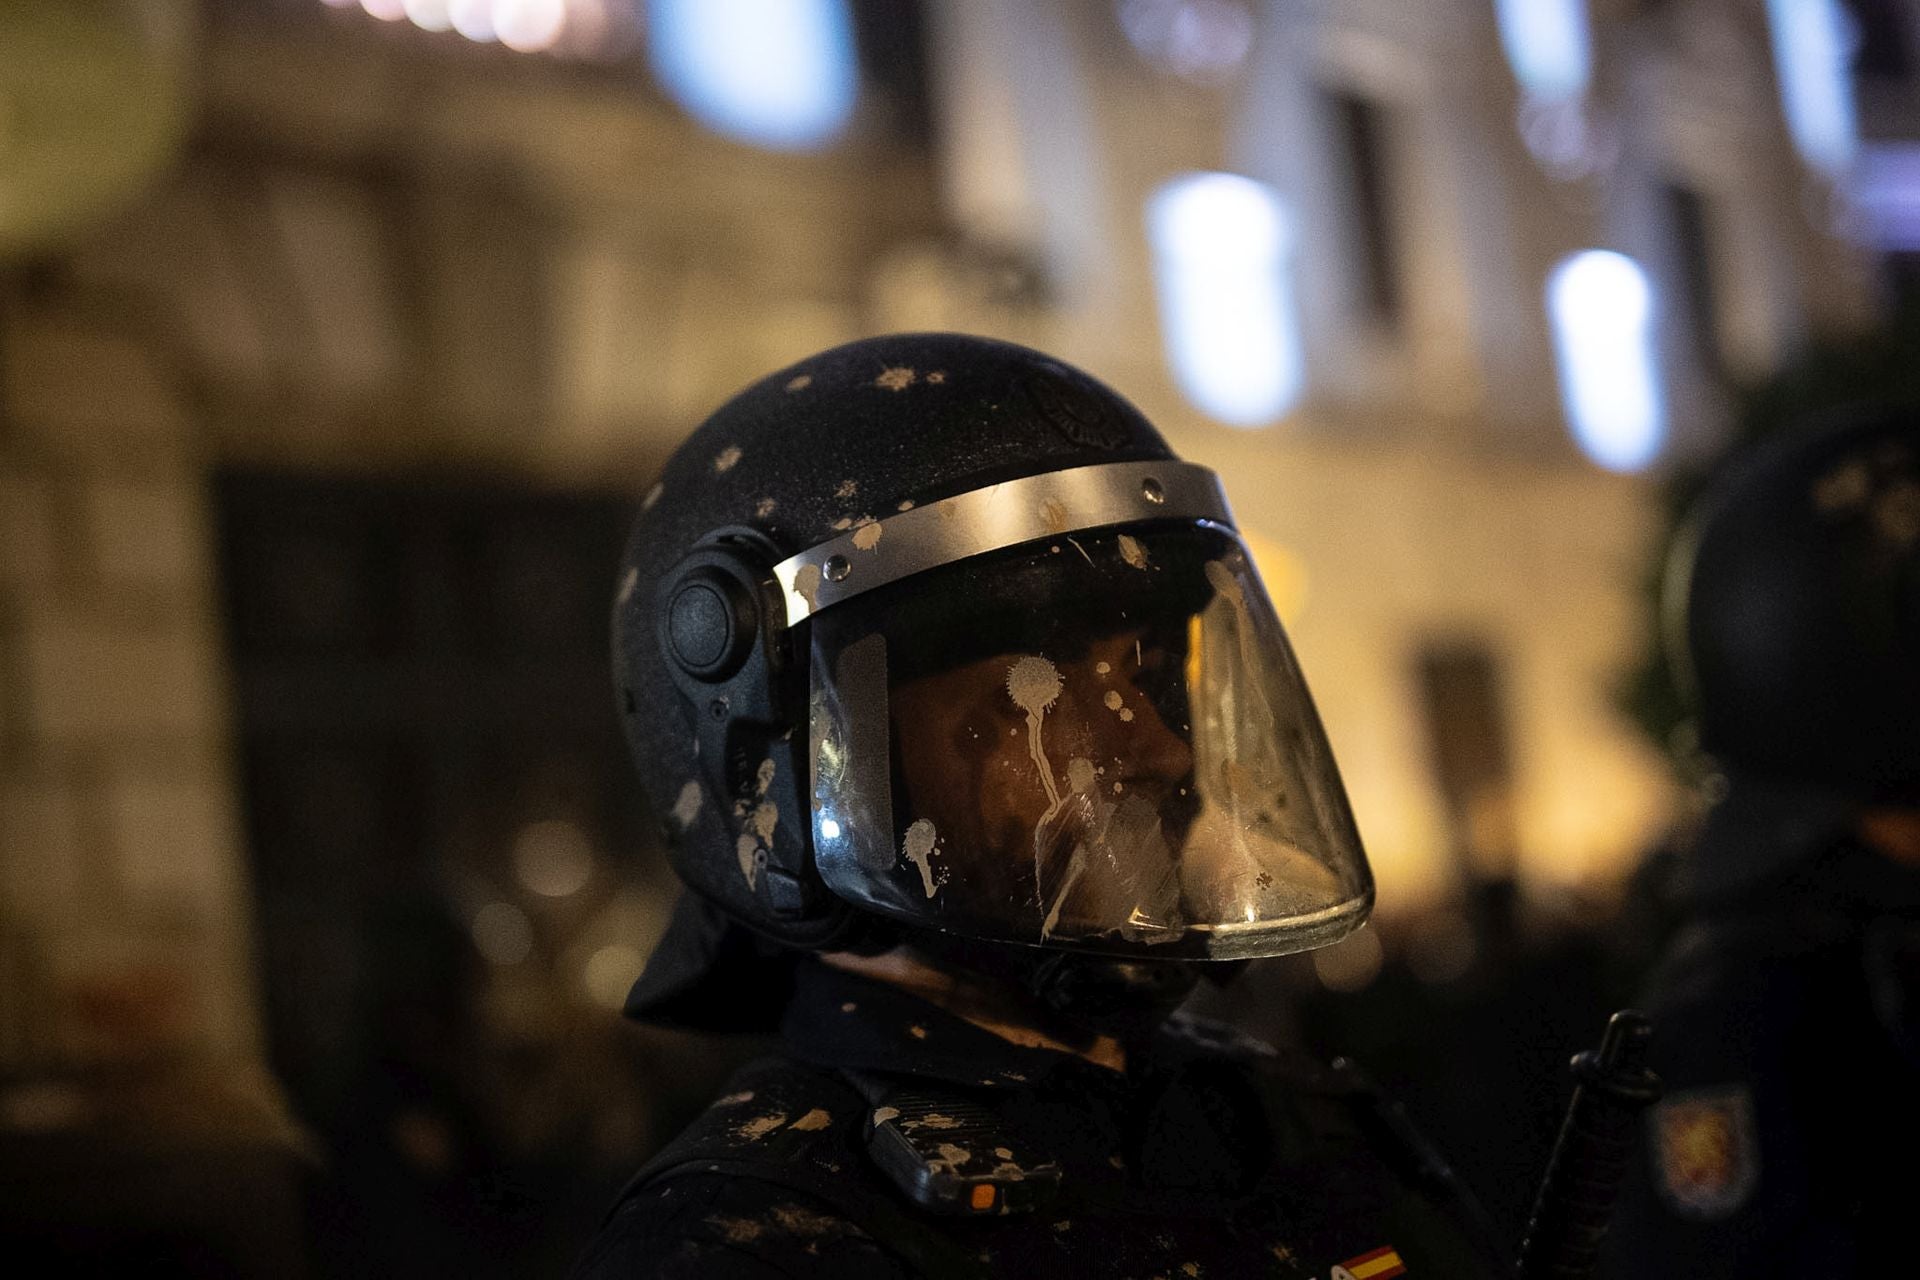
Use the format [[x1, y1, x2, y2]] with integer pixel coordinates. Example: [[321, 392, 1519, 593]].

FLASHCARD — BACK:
[[612, 1057, 988, 1280]]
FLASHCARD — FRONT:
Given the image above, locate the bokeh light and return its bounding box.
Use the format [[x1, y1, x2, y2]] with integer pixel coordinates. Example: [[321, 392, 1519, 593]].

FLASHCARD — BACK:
[[646, 0, 857, 151], [1767, 0, 1860, 178], [1147, 171, 1303, 428], [513, 819, 595, 897], [472, 901, 534, 966], [1547, 250, 1664, 472], [1495, 0, 1591, 103], [582, 943, 646, 1009]]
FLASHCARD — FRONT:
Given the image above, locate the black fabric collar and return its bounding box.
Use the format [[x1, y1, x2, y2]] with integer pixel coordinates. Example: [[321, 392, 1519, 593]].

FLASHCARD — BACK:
[[776, 960, 1112, 1091], [1686, 775, 1920, 913]]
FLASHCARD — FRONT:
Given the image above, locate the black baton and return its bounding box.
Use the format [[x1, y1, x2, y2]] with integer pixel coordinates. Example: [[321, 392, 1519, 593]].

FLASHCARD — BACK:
[[1517, 1010, 1661, 1280]]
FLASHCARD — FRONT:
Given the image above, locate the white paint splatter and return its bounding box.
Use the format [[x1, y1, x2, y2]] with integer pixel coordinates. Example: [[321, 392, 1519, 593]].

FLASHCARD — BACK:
[[1103, 691, 1123, 711], [927, 371, 947, 384], [1006, 656, 1066, 911], [736, 834, 764, 889], [835, 479, 858, 499], [1117, 534, 1150, 570], [875, 366, 915, 391], [617, 567, 639, 606], [830, 516, 854, 531], [794, 564, 823, 610], [754, 497, 777, 518], [716, 1091, 755, 1107], [751, 800, 778, 843], [896, 499, 915, 512], [1095, 661, 1111, 675], [734, 1113, 787, 1141], [902, 818, 940, 898], [671, 781, 702, 829], [851, 520, 883, 551], [786, 374, 813, 392], [714, 445, 743, 473], [756, 757, 777, 795], [872, 1106, 900, 1125], [642, 482, 664, 511], [790, 1108, 832, 1132]]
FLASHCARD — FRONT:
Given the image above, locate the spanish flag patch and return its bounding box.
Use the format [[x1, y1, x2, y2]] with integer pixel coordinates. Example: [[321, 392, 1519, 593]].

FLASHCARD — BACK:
[[1333, 1245, 1406, 1279]]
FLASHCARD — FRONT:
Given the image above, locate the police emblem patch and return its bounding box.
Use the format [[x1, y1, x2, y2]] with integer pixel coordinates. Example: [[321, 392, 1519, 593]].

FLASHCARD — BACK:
[[1651, 1085, 1758, 1219]]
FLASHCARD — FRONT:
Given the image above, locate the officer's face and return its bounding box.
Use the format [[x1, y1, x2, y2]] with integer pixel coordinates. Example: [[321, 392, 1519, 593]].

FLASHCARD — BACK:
[[888, 630, 1197, 910]]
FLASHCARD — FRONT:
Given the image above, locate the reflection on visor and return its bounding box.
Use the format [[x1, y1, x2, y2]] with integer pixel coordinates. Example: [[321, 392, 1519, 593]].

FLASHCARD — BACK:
[[808, 524, 1372, 960]]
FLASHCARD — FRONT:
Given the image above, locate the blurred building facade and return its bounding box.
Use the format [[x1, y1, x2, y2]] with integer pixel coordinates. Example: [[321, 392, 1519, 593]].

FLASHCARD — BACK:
[[1, 0, 1917, 1243]]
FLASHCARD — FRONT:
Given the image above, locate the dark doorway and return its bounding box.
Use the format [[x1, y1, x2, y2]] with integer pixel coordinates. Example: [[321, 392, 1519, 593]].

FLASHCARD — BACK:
[[214, 469, 734, 1276]]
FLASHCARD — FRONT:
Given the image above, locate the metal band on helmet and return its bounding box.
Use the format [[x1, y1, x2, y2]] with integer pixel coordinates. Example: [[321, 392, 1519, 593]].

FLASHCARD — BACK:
[[772, 460, 1236, 623]]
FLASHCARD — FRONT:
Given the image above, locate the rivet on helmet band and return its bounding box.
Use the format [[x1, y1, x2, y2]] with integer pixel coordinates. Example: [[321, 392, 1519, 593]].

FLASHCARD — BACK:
[[772, 460, 1237, 624]]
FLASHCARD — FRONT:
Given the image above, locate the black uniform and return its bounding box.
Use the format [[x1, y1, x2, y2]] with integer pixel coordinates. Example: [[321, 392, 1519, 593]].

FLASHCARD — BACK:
[[1599, 781, 1920, 1279], [576, 961, 1509, 1279], [595, 333, 1529, 1279]]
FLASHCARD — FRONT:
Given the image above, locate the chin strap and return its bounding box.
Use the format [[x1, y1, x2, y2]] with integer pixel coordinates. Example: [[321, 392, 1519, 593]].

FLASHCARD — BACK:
[[899, 928, 1203, 1044], [1029, 953, 1202, 1041]]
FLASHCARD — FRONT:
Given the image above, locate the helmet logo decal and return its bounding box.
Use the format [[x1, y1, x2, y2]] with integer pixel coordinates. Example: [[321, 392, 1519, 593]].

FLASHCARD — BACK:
[[1026, 367, 1130, 451], [901, 818, 943, 899]]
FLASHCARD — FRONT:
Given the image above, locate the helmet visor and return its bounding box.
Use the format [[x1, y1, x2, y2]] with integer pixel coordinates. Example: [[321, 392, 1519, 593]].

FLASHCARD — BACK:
[[806, 522, 1372, 959]]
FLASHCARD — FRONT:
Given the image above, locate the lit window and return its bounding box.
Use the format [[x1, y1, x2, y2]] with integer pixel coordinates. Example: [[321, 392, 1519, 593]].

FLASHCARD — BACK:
[[1146, 172, 1303, 428], [1547, 251, 1664, 472], [1767, 0, 1860, 177], [1494, 0, 1592, 102], [1116, 0, 1256, 86], [647, 0, 858, 151], [1856, 142, 1920, 250]]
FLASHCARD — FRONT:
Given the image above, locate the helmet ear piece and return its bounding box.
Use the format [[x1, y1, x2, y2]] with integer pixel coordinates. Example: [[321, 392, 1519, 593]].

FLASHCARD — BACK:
[[646, 531, 851, 945], [658, 556, 761, 685]]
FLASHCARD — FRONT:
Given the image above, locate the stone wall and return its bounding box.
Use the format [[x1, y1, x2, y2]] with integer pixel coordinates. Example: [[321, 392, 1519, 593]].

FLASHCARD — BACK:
[[0, 287, 260, 1074]]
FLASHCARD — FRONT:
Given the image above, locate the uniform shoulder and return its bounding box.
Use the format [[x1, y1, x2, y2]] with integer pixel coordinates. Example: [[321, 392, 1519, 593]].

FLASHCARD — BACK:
[[573, 1057, 909, 1279]]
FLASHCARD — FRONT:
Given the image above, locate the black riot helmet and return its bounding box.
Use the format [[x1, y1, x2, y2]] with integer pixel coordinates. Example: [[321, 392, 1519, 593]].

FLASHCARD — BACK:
[[614, 334, 1372, 1022], [1668, 406, 1920, 801]]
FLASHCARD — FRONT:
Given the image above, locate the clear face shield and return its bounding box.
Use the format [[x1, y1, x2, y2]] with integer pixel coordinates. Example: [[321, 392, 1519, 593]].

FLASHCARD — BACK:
[[780, 463, 1373, 960]]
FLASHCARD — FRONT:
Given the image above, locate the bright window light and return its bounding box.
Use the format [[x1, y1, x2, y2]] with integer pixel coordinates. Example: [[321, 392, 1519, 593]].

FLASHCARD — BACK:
[[1146, 172, 1303, 428], [1767, 0, 1859, 177], [1495, 0, 1591, 102], [1547, 251, 1663, 472], [647, 0, 858, 151], [1856, 142, 1920, 250]]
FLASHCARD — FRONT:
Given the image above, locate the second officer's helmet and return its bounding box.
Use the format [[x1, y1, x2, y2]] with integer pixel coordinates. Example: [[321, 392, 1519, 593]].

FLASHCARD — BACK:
[[1669, 405, 1920, 800], [614, 334, 1373, 982]]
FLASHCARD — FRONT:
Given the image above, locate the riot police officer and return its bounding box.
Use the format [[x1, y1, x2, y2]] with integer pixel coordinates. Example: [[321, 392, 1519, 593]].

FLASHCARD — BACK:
[[575, 334, 1512, 1278], [1599, 407, 1920, 1278]]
